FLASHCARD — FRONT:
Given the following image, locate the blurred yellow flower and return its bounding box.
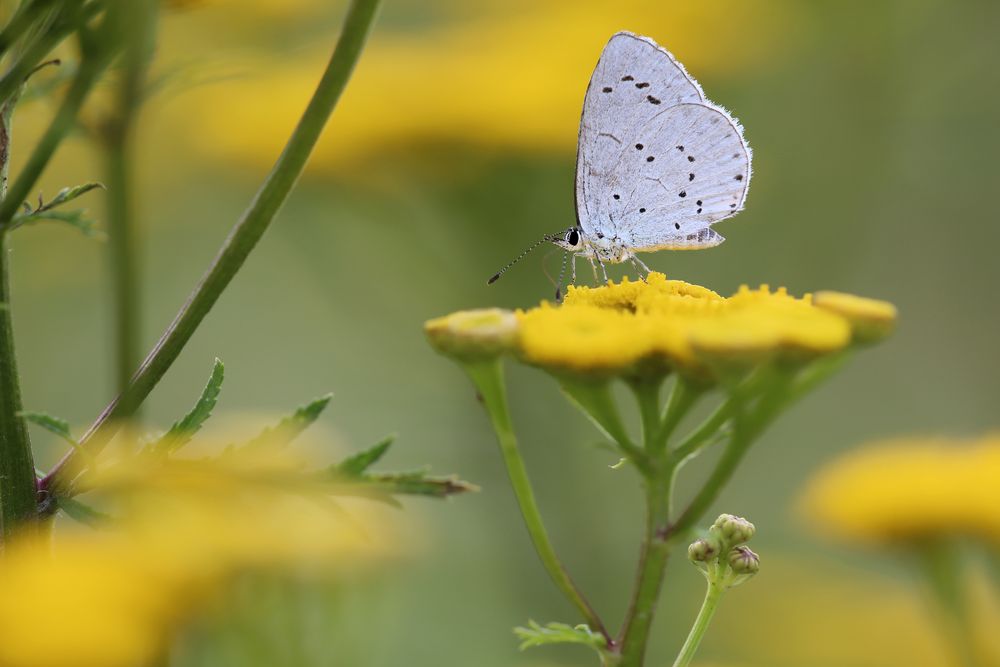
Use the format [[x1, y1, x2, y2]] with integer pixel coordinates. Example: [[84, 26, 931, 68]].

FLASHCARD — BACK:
[[0, 536, 198, 667], [0, 444, 393, 667], [714, 557, 1000, 666], [167, 0, 800, 171], [799, 435, 1000, 546], [511, 273, 868, 379]]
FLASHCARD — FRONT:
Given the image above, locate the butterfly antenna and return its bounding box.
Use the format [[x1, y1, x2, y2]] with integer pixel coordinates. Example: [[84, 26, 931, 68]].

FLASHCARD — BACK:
[[487, 234, 558, 285]]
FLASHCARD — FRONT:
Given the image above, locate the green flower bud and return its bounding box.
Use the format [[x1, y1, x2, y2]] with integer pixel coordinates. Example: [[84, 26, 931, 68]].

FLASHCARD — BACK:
[[687, 537, 721, 563], [711, 513, 755, 547], [728, 545, 760, 575]]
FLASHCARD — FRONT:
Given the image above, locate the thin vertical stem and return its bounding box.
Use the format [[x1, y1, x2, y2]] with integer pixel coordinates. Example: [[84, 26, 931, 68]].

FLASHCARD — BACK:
[[0, 99, 37, 538], [670, 580, 724, 667], [916, 541, 980, 667], [103, 0, 157, 400], [617, 473, 672, 666], [466, 360, 611, 645]]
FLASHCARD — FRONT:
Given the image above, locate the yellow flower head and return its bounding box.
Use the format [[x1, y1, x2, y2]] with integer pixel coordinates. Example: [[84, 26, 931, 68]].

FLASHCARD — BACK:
[[799, 435, 1000, 546], [812, 290, 897, 343], [511, 273, 871, 380], [425, 307, 518, 362]]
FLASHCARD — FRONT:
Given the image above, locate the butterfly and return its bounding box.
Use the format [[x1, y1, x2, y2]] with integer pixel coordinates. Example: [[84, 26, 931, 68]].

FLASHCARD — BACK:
[[489, 31, 751, 294]]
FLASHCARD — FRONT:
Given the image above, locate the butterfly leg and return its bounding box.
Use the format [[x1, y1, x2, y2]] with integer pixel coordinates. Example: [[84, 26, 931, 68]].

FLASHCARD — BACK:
[[588, 257, 599, 283], [597, 257, 609, 284], [631, 255, 652, 279]]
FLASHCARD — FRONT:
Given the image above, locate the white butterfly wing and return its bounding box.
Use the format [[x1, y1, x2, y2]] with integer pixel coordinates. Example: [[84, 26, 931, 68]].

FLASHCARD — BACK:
[[575, 32, 751, 250]]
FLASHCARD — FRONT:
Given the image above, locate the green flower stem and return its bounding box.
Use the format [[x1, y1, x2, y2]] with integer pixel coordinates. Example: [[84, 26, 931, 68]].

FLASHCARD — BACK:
[[561, 380, 648, 472], [0, 97, 37, 538], [672, 396, 734, 462], [0, 230, 36, 537], [466, 360, 611, 645], [657, 378, 701, 452], [617, 474, 673, 667], [668, 372, 795, 540], [627, 376, 662, 453], [916, 541, 980, 667], [670, 580, 724, 667], [103, 0, 157, 400], [41, 0, 383, 495]]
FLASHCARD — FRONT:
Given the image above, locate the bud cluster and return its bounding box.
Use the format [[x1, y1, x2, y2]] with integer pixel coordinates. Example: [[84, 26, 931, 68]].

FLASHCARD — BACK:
[[687, 513, 760, 589]]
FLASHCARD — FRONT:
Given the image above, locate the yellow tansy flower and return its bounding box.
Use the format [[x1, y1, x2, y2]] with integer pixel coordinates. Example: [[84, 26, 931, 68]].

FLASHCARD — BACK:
[[510, 273, 869, 379], [812, 290, 897, 343], [799, 435, 1000, 546], [425, 308, 518, 362]]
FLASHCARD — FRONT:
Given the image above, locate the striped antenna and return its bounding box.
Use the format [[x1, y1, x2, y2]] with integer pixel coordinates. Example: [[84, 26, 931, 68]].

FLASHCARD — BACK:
[[487, 234, 559, 285]]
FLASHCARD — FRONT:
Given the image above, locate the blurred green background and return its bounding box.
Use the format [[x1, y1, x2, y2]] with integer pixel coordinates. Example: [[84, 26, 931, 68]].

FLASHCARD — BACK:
[[9, 0, 1000, 664]]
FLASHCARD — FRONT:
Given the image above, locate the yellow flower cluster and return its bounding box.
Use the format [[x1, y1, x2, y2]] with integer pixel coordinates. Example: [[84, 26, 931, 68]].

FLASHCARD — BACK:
[[799, 435, 1000, 546], [506, 273, 890, 378], [0, 446, 391, 667]]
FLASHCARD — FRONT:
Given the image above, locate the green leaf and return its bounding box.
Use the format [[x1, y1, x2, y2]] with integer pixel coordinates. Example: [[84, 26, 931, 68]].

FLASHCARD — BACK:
[[513, 620, 605, 652], [56, 495, 112, 527], [9, 182, 105, 236], [20, 411, 76, 445], [364, 470, 478, 498], [336, 434, 394, 476], [41, 182, 105, 210], [149, 358, 224, 455], [243, 393, 332, 450], [11, 209, 103, 237]]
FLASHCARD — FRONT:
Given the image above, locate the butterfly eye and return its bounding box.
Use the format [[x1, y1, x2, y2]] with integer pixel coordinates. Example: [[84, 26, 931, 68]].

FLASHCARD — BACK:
[[568, 229, 580, 246]]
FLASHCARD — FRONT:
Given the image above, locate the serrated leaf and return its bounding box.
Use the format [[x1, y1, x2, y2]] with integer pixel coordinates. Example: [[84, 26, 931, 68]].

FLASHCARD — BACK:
[[20, 411, 76, 445], [41, 182, 104, 211], [365, 471, 478, 498], [243, 394, 332, 450], [513, 620, 605, 652], [149, 359, 224, 455], [336, 435, 394, 477], [57, 495, 112, 527]]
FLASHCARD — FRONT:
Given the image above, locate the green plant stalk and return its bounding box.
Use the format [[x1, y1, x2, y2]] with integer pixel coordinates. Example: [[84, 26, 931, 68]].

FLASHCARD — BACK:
[[0, 99, 37, 537], [916, 541, 979, 667], [617, 473, 673, 666], [103, 0, 157, 400], [627, 375, 662, 452], [42, 0, 383, 494], [561, 380, 647, 472], [466, 360, 611, 645], [670, 580, 724, 667], [657, 378, 701, 451]]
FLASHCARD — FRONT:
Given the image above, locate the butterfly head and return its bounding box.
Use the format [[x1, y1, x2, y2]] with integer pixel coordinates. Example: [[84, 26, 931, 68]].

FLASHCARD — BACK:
[[550, 226, 584, 252]]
